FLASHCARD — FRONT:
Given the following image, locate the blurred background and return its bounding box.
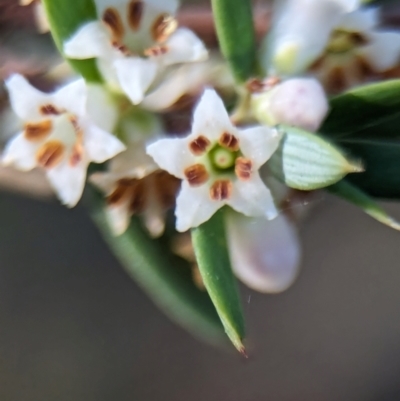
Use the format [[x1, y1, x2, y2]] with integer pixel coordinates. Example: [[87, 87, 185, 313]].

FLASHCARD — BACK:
[[1, 1, 400, 400]]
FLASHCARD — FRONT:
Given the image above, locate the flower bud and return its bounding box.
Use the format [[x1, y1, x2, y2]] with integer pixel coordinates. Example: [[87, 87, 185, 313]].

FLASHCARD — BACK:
[[251, 78, 328, 132], [226, 211, 301, 293]]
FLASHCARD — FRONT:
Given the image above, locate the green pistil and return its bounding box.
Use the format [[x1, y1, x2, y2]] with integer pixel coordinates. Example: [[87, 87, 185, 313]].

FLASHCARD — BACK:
[[208, 144, 238, 173]]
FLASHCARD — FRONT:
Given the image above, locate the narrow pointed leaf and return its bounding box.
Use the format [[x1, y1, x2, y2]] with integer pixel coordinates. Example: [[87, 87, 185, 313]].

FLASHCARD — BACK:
[[268, 126, 362, 191], [211, 0, 258, 82], [42, 0, 102, 82], [340, 140, 400, 199], [90, 198, 225, 346], [328, 180, 400, 230], [191, 209, 245, 353], [322, 79, 400, 140]]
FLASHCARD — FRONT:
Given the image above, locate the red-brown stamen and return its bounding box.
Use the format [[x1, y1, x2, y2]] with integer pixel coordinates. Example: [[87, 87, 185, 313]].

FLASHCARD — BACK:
[[209, 180, 232, 201], [128, 0, 144, 31], [151, 13, 177, 43], [189, 135, 211, 156], [184, 164, 209, 186], [36, 140, 65, 168], [219, 132, 239, 151], [24, 120, 52, 142], [102, 7, 125, 42], [235, 157, 253, 181], [40, 104, 61, 115]]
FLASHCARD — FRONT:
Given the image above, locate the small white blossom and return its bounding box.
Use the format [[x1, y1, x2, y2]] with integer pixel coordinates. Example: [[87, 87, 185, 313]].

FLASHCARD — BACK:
[[226, 211, 301, 293], [2, 74, 125, 207], [64, 0, 207, 105], [251, 77, 329, 132], [263, 0, 361, 76], [147, 89, 281, 232], [20, 0, 50, 33], [309, 8, 400, 92], [90, 114, 179, 236]]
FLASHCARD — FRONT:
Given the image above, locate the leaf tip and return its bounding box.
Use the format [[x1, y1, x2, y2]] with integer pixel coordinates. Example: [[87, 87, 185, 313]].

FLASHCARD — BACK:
[[346, 159, 364, 174]]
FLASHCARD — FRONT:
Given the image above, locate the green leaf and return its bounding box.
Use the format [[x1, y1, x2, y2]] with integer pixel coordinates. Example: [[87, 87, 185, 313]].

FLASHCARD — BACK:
[[90, 198, 225, 346], [268, 126, 362, 191], [322, 79, 400, 140], [42, 0, 102, 82], [191, 209, 246, 353], [339, 139, 400, 199], [211, 0, 258, 82], [328, 180, 400, 230]]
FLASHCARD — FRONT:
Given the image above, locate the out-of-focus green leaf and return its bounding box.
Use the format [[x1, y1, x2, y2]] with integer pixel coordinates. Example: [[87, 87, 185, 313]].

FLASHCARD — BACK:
[[321, 80, 400, 140], [42, 0, 102, 82], [340, 140, 400, 199], [268, 126, 362, 191], [211, 0, 258, 82], [91, 198, 225, 346], [191, 209, 246, 353], [328, 180, 400, 230]]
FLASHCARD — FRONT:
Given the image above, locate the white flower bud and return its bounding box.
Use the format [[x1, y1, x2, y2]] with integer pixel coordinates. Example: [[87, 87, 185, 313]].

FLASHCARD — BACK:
[[251, 78, 329, 132], [226, 211, 301, 293]]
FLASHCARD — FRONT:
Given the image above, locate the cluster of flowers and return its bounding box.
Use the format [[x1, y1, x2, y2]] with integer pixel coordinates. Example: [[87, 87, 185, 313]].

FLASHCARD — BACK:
[[4, 0, 400, 293]]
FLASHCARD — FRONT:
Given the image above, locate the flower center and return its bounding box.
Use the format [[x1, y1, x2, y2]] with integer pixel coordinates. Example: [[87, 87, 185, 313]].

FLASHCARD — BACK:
[[208, 145, 238, 171], [327, 30, 368, 54]]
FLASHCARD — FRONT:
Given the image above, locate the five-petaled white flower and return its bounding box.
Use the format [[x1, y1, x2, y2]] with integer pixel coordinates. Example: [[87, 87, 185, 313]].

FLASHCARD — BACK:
[[64, 0, 207, 105], [2, 74, 126, 207], [309, 7, 400, 93], [147, 89, 282, 232], [90, 115, 179, 236]]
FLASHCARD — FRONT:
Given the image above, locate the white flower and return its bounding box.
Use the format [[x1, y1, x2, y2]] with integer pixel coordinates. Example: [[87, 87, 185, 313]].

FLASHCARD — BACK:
[[90, 113, 179, 236], [309, 8, 400, 92], [251, 77, 329, 132], [226, 211, 301, 293], [2, 74, 125, 207], [64, 0, 208, 105], [147, 89, 282, 232], [262, 0, 361, 75]]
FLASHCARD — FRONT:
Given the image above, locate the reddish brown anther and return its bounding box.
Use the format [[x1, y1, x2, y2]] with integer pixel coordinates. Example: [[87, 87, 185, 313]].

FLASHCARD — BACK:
[[24, 120, 52, 141], [235, 157, 253, 180], [143, 45, 169, 57], [189, 135, 211, 155], [209, 180, 232, 201], [103, 7, 125, 42], [128, 0, 144, 31], [219, 132, 239, 151], [36, 140, 65, 168], [184, 164, 209, 186], [151, 13, 177, 43], [40, 104, 61, 116]]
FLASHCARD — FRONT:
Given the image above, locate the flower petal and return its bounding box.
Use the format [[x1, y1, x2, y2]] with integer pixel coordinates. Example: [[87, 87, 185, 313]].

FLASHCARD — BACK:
[[226, 211, 301, 293], [238, 126, 282, 168], [114, 57, 158, 105], [146, 137, 196, 179], [52, 78, 87, 118], [2, 132, 40, 171], [264, 0, 349, 74], [106, 202, 131, 236], [158, 28, 208, 66], [46, 159, 87, 207], [192, 88, 234, 140], [175, 180, 221, 232], [84, 124, 126, 163], [229, 173, 278, 219], [338, 7, 378, 32], [64, 21, 112, 59], [5, 74, 48, 121], [359, 31, 400, 72], [86, 84, 119, 132]]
